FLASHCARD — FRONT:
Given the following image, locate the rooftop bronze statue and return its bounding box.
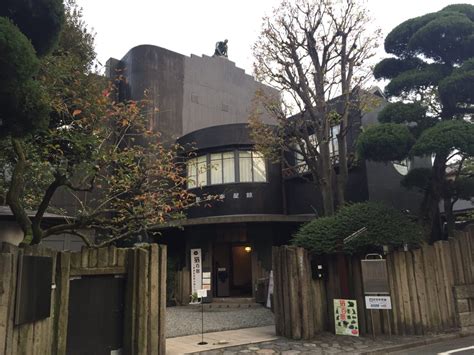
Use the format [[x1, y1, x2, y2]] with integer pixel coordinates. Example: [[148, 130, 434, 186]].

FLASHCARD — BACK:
[[214, 39, 228, 57]]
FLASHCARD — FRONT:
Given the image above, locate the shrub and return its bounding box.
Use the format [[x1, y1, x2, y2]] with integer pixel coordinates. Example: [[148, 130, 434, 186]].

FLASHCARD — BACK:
[[292, 202, 423, 254]]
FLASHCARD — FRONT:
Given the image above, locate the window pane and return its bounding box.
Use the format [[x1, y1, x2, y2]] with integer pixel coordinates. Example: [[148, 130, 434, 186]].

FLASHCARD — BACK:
[[187, 158, 197, 189], [330, 125, 339, 156], [223, 151, 235, 183], [252, 152, 266, 182], [210, 153, 223, 184], [239, 151, 252, 182], [197, 155, 207, 186], [222, 152, 235, 184]]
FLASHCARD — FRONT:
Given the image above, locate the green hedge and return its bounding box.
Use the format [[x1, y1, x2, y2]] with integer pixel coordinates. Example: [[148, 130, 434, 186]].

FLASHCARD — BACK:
[[292, 202, 423, 254]]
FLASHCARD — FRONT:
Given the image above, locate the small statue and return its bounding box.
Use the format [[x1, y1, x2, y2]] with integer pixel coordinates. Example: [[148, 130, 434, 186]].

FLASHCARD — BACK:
[[214, 39, 228, 57]]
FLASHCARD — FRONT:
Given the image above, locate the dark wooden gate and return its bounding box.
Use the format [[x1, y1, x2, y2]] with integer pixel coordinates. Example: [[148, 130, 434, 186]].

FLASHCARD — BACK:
[[66, 275, 126, 355]]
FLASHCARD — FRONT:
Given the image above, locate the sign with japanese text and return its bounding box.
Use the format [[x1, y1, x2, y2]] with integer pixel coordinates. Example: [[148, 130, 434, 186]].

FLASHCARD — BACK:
[[190, 248, 202, 293], [334, 299, 359, 336], [202, 272, 211, 291], [365, 296, 392, 309]]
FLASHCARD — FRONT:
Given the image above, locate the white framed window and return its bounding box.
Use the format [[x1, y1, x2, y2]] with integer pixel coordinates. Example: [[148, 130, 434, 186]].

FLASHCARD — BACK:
[[329, 125, 339, 157], [186, 156, 208, 188], [223, 152, 235, 183], [239, 151, 253, 182], [187, 158, 197, 189], [239, 151, 267, 183]]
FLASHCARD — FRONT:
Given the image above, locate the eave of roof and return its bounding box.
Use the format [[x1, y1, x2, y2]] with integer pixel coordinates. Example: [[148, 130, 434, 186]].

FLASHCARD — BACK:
[[0, 206, 70, 220], [159, 213, 315, 229]]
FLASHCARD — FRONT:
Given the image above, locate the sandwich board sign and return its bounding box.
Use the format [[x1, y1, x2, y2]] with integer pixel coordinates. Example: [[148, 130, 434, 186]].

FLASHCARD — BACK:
[[334, 299, 359, 336]]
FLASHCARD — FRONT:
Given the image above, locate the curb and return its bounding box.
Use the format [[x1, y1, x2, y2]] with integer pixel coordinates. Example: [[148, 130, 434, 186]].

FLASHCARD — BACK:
[[361, 332, 468, 354]]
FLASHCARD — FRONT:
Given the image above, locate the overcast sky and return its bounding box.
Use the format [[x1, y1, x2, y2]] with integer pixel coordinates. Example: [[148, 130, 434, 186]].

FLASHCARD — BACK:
[[77, 0, 461, 76]]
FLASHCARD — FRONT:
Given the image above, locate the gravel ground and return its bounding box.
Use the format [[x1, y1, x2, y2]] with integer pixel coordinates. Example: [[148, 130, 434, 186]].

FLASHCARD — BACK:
[[166, 306, 275, 338]]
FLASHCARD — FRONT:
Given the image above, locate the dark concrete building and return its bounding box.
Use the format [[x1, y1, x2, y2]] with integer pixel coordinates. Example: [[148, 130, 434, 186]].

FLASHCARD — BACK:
[[106, 45, 426, 301]]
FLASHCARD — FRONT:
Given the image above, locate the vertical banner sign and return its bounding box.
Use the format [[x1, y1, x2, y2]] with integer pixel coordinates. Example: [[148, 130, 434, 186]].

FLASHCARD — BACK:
[[334, 299, 359, 336], [266, 270, 274, 309], [190, 249, 202, 294]]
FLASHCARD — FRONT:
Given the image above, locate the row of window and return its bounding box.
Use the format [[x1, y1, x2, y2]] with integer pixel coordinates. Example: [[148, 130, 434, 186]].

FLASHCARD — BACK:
[[186, 151, 267, 189]]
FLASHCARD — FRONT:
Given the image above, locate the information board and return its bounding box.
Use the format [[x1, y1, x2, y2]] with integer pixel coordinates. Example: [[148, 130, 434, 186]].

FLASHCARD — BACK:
[[361, 259, 390, 294], [202, 271, 211, 291], [334, 299, 359, 336], [365, 296, 392, 309]]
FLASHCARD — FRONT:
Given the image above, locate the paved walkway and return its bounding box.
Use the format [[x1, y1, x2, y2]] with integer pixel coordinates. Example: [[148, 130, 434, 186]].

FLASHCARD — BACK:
[[166, 325, 277, 355], [167, 326, 466, 354], [166, 306, 274, 338]]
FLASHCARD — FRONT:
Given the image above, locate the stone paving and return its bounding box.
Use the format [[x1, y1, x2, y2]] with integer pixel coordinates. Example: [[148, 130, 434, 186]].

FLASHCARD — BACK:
[[194, 331, 460, 354]]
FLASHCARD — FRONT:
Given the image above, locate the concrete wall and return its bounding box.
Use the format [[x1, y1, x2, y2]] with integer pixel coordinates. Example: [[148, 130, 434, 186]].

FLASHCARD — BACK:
[[0, 221, 23, 246], [182, 54, 277, 135], [108, 45, 278, 140], [361, 102, 430, 212]]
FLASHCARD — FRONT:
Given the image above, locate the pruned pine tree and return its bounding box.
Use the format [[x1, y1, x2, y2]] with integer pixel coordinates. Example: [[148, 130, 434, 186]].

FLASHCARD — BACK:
[[357, 4, 474, 239]]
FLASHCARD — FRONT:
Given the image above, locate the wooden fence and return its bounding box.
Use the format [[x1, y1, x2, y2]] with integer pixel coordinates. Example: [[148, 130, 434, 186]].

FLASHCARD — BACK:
[[0, 243, 167, 355], [272, 227, 474, 339]]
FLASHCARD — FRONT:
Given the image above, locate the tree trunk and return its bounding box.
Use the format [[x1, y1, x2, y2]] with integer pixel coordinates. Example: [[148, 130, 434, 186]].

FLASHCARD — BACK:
[[444, 198, 456, 238], [423, 153, 447, 242], [319, 142, 335, 217], [6, 138, 32, 244], [336, 133, 348, 208]]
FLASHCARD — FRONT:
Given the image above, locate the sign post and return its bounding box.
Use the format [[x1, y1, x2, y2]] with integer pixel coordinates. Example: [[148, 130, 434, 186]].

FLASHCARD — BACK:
[[196, 289, 208, 345], [361, 254, 392, 339]]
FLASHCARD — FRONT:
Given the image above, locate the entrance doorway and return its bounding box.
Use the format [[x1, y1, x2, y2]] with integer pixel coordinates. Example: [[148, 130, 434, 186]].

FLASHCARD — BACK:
[[214, 243, 252, 297]]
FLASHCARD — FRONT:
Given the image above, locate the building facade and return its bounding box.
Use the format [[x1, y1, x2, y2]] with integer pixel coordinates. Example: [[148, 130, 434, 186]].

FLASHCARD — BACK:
[[107, 45, 425, 301]]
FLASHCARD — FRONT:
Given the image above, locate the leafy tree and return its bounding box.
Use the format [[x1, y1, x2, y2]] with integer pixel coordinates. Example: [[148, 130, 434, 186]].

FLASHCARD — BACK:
[[357, 4, 474, 239], [0, 0, 65, 239], [292, 202, 423, 254], [0, 0, 64, 56], [250, 0, 381, 216], [0, 0, 199, 246]]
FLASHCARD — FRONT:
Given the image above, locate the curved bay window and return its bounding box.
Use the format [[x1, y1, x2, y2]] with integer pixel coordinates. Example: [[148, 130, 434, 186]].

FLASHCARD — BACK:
[[186, 150, 267, 189]]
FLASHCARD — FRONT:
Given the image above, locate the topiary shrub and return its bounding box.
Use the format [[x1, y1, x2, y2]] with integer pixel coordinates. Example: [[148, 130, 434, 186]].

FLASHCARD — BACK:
[[292, 202, 423, 254]]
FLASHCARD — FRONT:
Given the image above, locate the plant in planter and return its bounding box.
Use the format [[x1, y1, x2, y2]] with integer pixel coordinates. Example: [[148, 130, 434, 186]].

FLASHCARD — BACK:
[[189, 292, 199, 304]]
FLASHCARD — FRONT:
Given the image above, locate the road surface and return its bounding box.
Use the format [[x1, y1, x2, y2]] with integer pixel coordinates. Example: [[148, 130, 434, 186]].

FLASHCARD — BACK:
[[391, 335, 474, 355]]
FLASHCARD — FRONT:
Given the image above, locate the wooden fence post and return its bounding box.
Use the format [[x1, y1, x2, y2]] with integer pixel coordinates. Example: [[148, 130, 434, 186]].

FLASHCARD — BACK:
[[136, 248, 149, 355], [148, 245, 159, 355], [124, 249, 138, 355], [53, 251, 71, 355], [158, 245, 167, 355], [271, 247, 282, 336], [0, 253, 13, 354]]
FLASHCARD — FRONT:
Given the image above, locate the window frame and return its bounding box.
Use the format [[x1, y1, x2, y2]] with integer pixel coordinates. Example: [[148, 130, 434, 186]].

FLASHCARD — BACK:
[[186, 149, 268, 189]]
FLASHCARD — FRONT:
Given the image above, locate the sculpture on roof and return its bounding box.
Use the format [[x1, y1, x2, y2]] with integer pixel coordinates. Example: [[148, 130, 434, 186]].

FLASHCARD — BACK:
[[214, 39, 228, 57]]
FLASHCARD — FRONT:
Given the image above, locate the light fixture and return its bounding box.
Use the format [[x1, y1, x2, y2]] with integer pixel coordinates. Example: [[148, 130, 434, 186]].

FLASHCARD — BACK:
[[244, 246, 252, 253]]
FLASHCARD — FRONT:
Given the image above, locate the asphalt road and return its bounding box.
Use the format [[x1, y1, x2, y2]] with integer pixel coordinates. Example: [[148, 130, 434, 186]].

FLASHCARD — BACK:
[[391, 335, 474, 355]]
